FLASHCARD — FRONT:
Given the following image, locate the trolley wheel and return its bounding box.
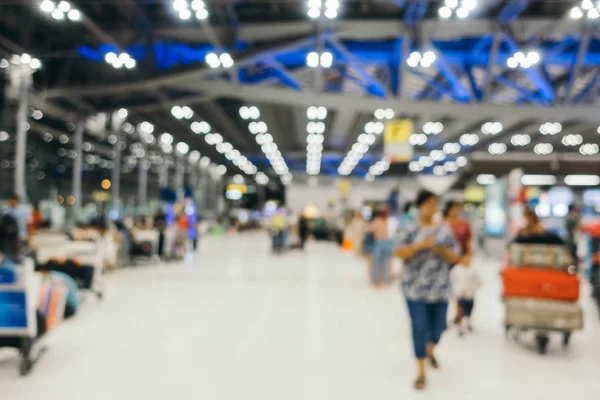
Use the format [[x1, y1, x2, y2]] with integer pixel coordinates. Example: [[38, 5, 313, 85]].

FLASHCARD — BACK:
[[536, 334, 549, 355], [96, 291, 104, 300], [19, 356, 32, 376], [562, 332, 571, 347]]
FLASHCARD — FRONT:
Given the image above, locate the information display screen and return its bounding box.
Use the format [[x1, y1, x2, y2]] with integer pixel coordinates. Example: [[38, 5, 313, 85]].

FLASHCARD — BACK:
[[485, 181, 506, 237]]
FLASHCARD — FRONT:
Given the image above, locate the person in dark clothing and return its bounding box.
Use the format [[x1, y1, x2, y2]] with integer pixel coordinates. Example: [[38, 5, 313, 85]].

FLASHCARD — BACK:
[[298, 214, 310, 249], [565, 205, 581, 261], [154, 208, 167, 258]]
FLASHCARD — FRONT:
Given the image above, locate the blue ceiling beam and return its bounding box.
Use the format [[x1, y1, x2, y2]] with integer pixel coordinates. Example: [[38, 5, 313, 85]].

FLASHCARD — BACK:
[[263, 56, 302, 91], [495, 76, 547, 105], [79, 38, 600, 71], [405, 0, 429, 26], [502, 34, 555, 103], [411, 70, 459, 102], [428, 44, 471, 102], [573, 69, 600, 104], [327, 37, 389, 98], [464, 65, 483, 101], [498, 0, 530, 25]]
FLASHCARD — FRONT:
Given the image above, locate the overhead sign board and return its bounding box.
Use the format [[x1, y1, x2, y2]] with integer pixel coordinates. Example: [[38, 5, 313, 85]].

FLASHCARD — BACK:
[[384, 119, 413, 162]]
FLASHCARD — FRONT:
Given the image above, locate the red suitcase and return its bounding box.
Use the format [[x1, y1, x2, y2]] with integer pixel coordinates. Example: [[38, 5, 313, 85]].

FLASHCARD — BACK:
[[502, 267, 579, 302]]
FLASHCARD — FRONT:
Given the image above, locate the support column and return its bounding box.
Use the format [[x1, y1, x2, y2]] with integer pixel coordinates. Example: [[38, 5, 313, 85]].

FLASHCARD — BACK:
[[13, 65, 32, 201], [257, 184, 266, 208], [175, 159, 185, 202], [138, 155, 148, 213], [72, 118, 84, 224], [111, 113, 123, 217], [159, 159, 169, 188]]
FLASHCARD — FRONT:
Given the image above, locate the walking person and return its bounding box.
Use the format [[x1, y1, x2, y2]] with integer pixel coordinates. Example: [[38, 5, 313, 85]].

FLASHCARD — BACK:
[[369, 208, 393, 287], [395, 190, 461, 391], [0, 194, 30, 258], [297, 213, 310, 250], [450, 263, 482, 337], [443, 201, 474, 324], [565, 205, 581, 264]]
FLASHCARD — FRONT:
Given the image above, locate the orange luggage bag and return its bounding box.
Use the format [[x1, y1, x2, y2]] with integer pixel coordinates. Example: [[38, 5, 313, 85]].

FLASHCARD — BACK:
[[502, 267, 579, 302]]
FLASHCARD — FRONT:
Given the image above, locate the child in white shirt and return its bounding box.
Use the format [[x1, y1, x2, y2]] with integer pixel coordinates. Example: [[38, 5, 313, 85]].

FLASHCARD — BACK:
[[451, 264, 482, 336]]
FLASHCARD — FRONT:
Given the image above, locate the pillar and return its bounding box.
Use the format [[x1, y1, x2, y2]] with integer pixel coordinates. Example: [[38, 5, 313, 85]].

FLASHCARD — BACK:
[[13, 64, 32, 201], [110, 113, 123, 217], [71, 118, 84, 224], [174, 158, 185, 202], [138, 151, 148, 213], [159, 159, 169, 188]]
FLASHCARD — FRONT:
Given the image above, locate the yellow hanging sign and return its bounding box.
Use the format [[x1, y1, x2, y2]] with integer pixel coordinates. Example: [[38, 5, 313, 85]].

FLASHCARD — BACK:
[[384, 119, 413, 162]]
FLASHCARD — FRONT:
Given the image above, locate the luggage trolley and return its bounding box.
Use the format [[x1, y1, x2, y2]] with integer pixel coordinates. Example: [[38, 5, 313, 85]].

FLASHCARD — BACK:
[[503, 241, 583, 355], [503, 297, 582, 355], [588, 231, 600, 317], [0, 258, 46, 375]]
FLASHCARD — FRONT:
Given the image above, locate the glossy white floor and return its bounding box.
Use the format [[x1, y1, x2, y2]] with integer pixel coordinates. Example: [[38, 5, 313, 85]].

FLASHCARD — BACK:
[[2, 233, 600, 399]]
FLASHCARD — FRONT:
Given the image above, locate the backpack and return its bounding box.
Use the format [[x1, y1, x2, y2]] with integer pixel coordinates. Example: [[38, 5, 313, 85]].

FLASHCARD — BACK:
[[0, 212, 19, 248]]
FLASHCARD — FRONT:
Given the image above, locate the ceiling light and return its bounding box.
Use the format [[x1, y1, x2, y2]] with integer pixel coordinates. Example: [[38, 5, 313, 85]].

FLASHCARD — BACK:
[[476, 174, 496, 185], [40, 0, 55, 12], [521, 174, 556, 186], [460, 133, 479, 146], [438, 6, 452, 18], [320, 52, 333, 68], [161, 133, 173, 144], [419, 156, 433, 167], [540, 122, 562, 135], [482, 122, 502, 135], [580, 143, 599, 155], [565, 174, 600, 186], [105, 52, 135, 69], [570, 6, 584, 19], [306, 52, 319, 68], [409, 161, 423, 172], [456, 156, 467, 167], [176, 142, 190, 155], [510, 134, 531, 146], [196, 8, 209, 20], [533, 143, 553, 155], [443, 142, 460, 154], [488, 142, 507, 155], [67, 9, 80, 21], [562, 134, 583, 146], [409, 133, 428, 146], [57, 0, 70, 11]]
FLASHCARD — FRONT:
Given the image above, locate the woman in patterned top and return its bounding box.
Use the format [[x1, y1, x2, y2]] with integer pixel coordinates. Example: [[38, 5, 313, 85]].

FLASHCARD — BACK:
[[395, 190, 461, 391]]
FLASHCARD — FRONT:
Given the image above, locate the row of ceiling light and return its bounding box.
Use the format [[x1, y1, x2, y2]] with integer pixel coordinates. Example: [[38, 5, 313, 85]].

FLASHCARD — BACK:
[[306, 0, 341, 20], [478, 174, 600, 187], [359, 108, 398, 182], [408, 156, 467, 175], [569, 0, 600, 19], [172, 0, 209, 20], [0, 53, 42, 71], [365, 159, 391, 182], [338, 110, 388, 176], [39, 1, 81, 21], [170, 105, 265, 179], [438, 0, 477, 19], [306, 106, 327, 176], [239, 105, 292, 183], [486, 141, 599, 156]]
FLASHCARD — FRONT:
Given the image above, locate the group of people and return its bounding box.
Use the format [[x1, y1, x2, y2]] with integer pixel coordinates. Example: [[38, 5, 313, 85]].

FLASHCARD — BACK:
[[344, 191, 480, 391], [343, 191, 585, 391]]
